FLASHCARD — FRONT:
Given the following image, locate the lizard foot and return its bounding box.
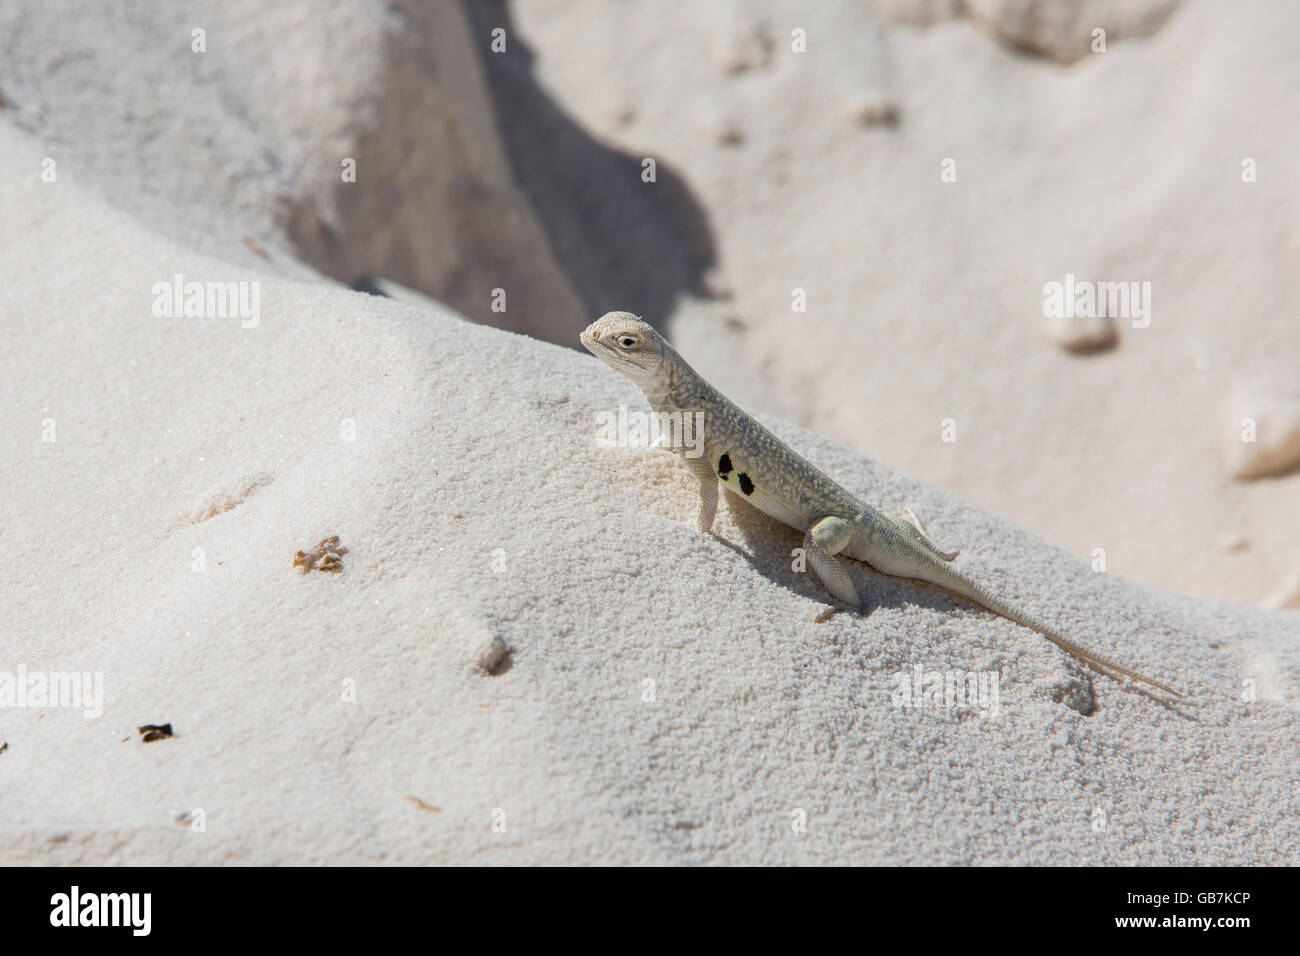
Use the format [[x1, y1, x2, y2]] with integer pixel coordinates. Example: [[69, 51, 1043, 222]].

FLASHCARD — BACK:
[[898, 507, 959, 561]]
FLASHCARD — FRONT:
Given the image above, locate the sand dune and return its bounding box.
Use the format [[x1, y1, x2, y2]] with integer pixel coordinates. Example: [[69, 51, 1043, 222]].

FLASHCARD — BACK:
[[0, 0, 1296, 865]]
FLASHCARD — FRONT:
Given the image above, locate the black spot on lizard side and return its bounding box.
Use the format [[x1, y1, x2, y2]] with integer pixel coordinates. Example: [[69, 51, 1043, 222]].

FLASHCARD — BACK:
[[717, 453, 733, 479], [737, 473, 755, 496]]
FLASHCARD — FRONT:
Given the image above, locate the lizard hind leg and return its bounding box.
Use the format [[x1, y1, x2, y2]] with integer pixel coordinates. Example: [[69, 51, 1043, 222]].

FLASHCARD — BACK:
[[896, 507, 959, 562], [805, 516, 861, 609]]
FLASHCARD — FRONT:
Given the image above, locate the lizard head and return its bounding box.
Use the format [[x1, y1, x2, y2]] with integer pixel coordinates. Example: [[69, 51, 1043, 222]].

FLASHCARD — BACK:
[[580, 312, 668, 384]]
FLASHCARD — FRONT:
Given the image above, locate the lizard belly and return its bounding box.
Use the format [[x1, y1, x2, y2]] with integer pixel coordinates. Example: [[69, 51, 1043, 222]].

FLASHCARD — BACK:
[[711, 449, 810, 531]]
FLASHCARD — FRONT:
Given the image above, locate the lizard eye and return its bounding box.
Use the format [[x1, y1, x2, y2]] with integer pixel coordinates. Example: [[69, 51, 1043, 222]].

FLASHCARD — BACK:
[[617, 335, 638, 349]]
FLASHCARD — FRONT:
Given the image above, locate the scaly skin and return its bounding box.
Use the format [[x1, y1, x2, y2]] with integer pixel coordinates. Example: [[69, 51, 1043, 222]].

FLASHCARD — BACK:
[[581, 311, 1182, 697]]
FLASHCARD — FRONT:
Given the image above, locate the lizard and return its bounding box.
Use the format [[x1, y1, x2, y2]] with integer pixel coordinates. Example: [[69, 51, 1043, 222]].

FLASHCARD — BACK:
[[580, 311, 1182, 697]]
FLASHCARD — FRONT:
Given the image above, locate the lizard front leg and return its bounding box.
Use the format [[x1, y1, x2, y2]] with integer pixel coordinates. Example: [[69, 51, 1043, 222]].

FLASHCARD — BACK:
[[805, 516, 861, 608], [682, 450, 719, 533]]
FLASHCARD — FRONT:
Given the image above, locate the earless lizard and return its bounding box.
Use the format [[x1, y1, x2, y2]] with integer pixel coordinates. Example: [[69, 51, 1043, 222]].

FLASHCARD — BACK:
[[581, 311, 1182, 697]]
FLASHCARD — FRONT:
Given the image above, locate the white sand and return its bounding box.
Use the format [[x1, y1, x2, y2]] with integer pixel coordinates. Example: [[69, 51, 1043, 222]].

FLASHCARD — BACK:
[[514, 0, 1300, 606], [0, 1, 1297, 864]]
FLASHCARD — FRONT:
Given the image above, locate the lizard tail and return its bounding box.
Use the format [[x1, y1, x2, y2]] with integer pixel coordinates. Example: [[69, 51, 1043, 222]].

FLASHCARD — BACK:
[[935, 566, 1184, 698]]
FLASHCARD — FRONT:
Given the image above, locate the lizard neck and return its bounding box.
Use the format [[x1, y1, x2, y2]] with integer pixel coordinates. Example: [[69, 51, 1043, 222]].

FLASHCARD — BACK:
[[644, 350, 705, 414]]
